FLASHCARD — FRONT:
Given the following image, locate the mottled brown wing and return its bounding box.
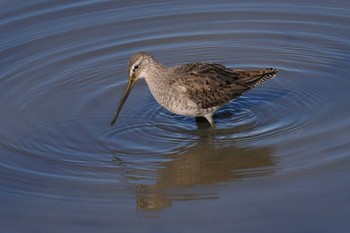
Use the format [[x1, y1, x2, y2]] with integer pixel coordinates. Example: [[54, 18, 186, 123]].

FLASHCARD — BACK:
[[172, 63, 278, 109]]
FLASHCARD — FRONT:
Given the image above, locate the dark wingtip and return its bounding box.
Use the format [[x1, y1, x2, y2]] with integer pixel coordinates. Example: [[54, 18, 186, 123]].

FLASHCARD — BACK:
[[270, 68, 278, 74]]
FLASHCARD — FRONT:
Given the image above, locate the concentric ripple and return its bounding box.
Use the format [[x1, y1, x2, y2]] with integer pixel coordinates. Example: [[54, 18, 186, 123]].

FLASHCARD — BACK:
[[1, 1, 350, 227]]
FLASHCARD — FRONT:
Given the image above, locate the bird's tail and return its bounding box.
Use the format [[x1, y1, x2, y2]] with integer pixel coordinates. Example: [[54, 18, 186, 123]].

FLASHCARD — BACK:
[[234, 68, 278, 88]]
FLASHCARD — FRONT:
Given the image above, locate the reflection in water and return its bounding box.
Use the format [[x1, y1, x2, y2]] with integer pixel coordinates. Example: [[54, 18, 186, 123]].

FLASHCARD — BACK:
[[115, 126, 276, 211]]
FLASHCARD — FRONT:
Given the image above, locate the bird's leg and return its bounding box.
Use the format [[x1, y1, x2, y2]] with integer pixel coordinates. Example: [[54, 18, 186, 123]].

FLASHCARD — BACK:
[[204, 113, 215, 128], [209, 121, 216, 128]]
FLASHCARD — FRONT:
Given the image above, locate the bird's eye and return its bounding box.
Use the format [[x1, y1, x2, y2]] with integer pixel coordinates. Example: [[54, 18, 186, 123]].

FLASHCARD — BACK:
[[134, 65, 139, 70]]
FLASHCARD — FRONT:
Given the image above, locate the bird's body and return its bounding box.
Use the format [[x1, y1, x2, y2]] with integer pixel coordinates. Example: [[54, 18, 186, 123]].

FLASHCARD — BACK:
[[111, 52, 278, 127]]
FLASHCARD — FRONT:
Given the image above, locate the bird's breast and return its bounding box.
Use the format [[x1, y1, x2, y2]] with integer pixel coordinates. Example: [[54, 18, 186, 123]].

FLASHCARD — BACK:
[[145, 78, 204, 116]]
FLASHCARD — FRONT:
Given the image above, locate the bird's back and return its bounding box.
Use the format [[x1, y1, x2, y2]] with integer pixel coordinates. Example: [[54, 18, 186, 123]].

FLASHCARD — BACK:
[[170, 63, 278, 110]]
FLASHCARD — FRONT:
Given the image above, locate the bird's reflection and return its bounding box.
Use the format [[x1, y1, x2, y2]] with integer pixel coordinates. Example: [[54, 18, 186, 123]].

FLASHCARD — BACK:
[[115, 120, 277, 211]]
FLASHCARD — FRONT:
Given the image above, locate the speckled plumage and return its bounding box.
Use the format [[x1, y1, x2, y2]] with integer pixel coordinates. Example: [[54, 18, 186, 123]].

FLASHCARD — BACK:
[[111, 52, 278, 127]]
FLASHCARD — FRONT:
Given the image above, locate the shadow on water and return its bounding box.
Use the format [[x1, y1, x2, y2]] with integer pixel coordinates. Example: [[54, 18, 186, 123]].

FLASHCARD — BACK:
[[114, 119, 277, 211]]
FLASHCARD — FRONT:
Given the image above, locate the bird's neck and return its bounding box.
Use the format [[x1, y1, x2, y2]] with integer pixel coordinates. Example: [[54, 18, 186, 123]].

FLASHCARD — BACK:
[[144, 63, 172, 106], [144, 63, 169, 88]]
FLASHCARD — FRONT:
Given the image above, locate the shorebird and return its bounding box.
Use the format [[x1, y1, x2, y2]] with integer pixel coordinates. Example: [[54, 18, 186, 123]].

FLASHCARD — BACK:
[[111, 52, 278, 128]]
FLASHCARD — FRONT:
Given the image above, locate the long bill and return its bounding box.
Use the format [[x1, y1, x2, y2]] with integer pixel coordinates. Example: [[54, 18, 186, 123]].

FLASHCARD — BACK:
[[111, 78, 137, 126]]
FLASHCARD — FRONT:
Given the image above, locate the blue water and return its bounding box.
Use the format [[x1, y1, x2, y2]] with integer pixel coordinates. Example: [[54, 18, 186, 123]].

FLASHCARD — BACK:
[[1, 1, 350, 232]]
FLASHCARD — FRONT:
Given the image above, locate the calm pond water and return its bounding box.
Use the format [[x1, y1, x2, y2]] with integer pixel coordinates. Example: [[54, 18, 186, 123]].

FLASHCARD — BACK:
[[1, 0, 350, 232]]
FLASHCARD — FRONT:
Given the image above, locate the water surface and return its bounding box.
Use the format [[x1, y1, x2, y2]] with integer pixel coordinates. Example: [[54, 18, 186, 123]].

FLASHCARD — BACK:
[[1, 1, 350, 232]]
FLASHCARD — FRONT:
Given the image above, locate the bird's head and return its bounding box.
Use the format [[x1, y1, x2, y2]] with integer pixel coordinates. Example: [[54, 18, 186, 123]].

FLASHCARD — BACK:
[[111, 52, 156, 126]]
